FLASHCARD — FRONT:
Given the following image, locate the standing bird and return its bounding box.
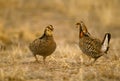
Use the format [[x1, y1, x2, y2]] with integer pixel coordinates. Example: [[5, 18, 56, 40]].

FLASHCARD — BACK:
[[29, 25, 56, 63], [76, 21, 111, 64]]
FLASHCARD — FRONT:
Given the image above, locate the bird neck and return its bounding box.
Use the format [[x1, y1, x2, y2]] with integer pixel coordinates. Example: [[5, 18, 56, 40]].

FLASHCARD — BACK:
[[39, 33, 46, 39], [79, 25, 83, 38], [39, 33, 53, 40]]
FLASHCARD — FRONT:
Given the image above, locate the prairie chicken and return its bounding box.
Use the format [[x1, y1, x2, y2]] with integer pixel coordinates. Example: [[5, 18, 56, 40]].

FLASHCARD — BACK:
[[76, 21, 111, 64], [29, 25, 56, 63]]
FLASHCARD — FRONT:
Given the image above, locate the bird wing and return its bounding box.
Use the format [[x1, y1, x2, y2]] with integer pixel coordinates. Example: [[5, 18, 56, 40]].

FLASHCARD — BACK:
[[81, 38, 102, 57]]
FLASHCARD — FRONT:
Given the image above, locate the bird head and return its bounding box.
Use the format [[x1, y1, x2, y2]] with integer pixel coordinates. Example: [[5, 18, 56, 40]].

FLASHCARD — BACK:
[[44, 25, 54, 36], [76, 21, 90, 38]]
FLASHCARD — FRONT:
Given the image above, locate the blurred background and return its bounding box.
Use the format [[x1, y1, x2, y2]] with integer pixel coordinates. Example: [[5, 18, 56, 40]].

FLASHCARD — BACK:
[[0, 0, 119, 48], [0, 1, 120, 81]]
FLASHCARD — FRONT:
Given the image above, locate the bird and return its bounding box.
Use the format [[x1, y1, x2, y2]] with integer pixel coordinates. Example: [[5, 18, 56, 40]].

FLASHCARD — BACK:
[[76, 21, 111, 64], [29, 25, 56, 64]]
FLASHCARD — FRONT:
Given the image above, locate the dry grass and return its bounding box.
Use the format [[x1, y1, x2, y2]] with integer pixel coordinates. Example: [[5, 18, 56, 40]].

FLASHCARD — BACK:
[[0, 36, 120, 81], [0, 0, 120, 81], [0, 22, 119, 81]]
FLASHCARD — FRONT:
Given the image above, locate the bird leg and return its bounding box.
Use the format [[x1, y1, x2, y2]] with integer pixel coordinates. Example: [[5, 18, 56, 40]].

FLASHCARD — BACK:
[[92, 58, 98, 64], [43, 56, 46, 64], [86, 57, 98, 66], [34, 55, 39, 63]]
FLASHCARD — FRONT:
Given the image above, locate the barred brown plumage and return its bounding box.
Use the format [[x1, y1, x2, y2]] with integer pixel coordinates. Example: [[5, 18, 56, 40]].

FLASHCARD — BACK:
[[76, 21, 111, 64], [29, 25, 56, 64]]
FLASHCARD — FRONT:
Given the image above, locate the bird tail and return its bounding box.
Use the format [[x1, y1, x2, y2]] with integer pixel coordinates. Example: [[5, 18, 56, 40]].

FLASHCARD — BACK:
[[101, 33, 111, 53]]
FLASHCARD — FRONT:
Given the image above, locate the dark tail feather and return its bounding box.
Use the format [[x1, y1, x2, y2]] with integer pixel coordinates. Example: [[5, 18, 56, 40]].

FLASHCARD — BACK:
[[101, 33, 111, 53]]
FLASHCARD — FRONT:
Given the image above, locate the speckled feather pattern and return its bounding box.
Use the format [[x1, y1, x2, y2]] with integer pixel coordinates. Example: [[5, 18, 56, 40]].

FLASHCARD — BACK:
[[29, 25, 56, 62], [79, 36, 103, 58], [77, 21, 111, 63], [29, 36, 56, 57]]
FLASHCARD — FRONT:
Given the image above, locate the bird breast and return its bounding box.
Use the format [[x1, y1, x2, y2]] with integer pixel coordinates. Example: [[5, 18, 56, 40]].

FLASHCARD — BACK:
[[79, 37, 102, 57]]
